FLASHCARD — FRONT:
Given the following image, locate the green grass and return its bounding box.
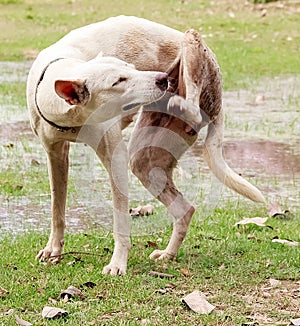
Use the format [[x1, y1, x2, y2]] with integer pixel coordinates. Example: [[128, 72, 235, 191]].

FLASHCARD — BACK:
[[0, 202, 299, 325], [0, 0, 299, 89]]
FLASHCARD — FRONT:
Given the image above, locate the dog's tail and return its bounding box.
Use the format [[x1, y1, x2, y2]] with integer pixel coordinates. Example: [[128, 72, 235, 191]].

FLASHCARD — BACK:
[[203, 113, 266, 204]]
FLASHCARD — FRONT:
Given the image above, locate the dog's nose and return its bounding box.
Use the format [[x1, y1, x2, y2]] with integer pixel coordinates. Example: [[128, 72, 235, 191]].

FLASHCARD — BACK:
[[155, 72, 168, 91]]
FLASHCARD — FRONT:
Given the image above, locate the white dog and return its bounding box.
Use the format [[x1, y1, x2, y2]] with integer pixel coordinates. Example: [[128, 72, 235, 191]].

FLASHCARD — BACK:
[[27, 16, 265, 275]]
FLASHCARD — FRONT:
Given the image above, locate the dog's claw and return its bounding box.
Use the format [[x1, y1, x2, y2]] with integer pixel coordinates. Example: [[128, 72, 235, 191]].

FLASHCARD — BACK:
[[149, 249, 175, 261], [102, 263, 126, 276], [36, 239, 64, 263]]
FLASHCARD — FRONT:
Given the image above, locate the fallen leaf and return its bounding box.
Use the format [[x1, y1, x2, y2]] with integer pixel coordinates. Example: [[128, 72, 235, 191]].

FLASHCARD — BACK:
[[180, 268, 190, 277], [60, 285, 85, 300], [42, 306, 68, 319], [31, 159, 40, 166], [155, 288, 168, 294], [181, 290, 215, 314], [146, 241, 158, 249], [268, 201, 291, 219], [165, 283, 177, 289], [62, 294, 69, 303], [37, 287, 45, 294], [261, 8, 267, 17], [130, 204, 154, 216], [15, 315, 32, 326], [291, 318, 300, 326], [4, 143, 14, 148], [81, 281, 97, 289], [148, 271, 174, 278], [0, 286, 9, 297], [234, 217, 268, 227], [272, 238, 299, 247]]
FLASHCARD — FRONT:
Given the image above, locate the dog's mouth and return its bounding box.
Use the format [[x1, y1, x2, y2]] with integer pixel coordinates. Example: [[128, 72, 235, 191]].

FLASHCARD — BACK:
[[122, 102, 142, 111]]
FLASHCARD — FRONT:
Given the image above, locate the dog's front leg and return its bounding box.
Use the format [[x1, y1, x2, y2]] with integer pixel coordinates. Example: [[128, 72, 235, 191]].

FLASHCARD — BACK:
[[83, 124, 130, 276], [36, 140, 70, 263], [101, 137, 130, 275]]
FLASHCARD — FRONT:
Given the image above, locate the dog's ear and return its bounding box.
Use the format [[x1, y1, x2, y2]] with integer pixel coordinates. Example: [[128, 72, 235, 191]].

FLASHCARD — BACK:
[[54, 79, 90, 106]]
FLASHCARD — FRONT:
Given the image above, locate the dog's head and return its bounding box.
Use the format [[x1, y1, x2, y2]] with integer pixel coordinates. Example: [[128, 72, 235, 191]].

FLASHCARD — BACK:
[[54, 57, 168, 124]]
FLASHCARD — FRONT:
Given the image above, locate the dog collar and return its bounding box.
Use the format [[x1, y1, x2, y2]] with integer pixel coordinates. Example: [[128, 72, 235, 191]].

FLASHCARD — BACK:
[[34, 58, 76, 133]]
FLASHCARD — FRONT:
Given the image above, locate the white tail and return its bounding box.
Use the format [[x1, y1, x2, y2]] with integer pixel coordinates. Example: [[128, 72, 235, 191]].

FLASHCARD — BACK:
[[203, 115, 266, 204]]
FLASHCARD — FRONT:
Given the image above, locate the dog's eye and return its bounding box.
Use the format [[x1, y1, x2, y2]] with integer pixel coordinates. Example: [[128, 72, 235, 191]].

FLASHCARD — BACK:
[[112, 77, 127, 87]]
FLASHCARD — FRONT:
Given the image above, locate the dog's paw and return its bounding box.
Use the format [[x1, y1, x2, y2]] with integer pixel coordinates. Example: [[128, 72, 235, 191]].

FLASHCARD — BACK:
[[102, 263, 127, 276], [167, 95, 202, 125], [36, 239, 64, 263], [149, 249, 175, 261]]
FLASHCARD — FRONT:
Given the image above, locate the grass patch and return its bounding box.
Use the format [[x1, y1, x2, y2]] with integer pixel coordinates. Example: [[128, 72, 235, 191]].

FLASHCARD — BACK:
[[0, 203, 299, 325], [0, 0, 299, 89]]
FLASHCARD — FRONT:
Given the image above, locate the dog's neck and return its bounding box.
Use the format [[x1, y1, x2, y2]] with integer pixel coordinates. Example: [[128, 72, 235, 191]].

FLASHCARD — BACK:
[[35, 58, 76, 133]]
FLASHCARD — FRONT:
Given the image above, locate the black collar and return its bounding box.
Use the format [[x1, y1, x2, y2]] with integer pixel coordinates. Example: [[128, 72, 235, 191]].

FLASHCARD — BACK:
[[34, 58, 76, 133]]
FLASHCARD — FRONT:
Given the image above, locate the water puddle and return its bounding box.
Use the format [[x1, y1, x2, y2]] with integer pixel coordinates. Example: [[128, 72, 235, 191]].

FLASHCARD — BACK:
[[0, 62, 299, 234]]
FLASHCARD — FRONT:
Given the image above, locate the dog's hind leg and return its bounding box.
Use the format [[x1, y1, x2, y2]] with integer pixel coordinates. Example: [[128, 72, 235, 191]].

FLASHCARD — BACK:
[[36, 140, 70, 263], [129, 111, 198, 260]]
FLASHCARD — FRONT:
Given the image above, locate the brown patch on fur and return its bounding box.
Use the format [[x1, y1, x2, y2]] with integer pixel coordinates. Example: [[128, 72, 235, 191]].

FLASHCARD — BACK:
[[158, 42, 181, 70], [181, 29, 222, 122], [117, 29, 181, 72]]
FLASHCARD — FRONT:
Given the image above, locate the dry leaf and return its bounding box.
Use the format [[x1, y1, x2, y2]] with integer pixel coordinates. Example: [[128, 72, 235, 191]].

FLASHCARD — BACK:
[[31, 159, 40, 166], [15, 315, 32, 326], [147, 241, 158, 249], [234, 217, 268, 227], [155, 288, 168, 295], [130, 204, 154, 216], [81, 281, 97, 289], [291, 318, 300, 326], [272, 238, 299, 247], [0, 286, 9, 297], [261, 9, 267, 17], [42, 306, 68, 319], [181, 290, 215, 314], [180, 268, 190, 277], [60, 285, 85, 300], [148, 271, 174, 278], [165, 283, 177, 289]]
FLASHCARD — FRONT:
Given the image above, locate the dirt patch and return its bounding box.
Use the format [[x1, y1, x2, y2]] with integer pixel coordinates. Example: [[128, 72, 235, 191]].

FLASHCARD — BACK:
[[241, 279, 300, 325], [0, 121, 33, 141]]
